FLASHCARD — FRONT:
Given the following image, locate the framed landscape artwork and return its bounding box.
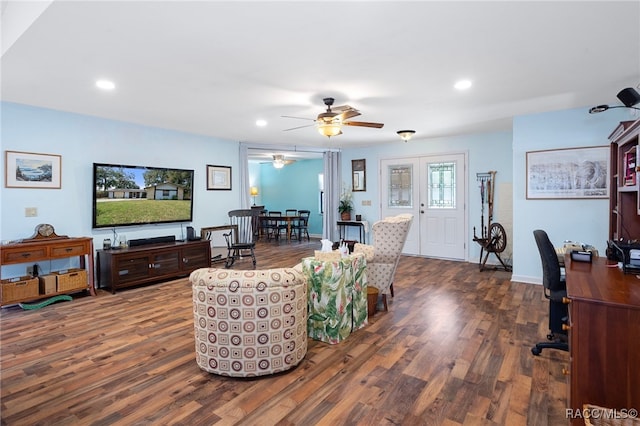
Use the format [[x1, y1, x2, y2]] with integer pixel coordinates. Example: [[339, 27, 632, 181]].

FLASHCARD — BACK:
[[5, 150, 62, 189], [526, 146, 609, 199]]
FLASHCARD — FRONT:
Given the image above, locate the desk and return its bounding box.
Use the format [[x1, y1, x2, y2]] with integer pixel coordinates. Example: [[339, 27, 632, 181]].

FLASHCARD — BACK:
[[564, 256, 640, 425], [337, 220, 368, 243], [302, 252, 368, 344]]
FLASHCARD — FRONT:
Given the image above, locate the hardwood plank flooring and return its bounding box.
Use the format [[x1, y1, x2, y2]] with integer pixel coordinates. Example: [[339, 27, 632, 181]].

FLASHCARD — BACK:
[[1, 239, 569, 425]]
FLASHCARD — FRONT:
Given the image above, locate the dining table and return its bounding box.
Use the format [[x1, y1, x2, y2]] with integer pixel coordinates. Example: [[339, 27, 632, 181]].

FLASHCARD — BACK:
[[260, 214, 301, 241]]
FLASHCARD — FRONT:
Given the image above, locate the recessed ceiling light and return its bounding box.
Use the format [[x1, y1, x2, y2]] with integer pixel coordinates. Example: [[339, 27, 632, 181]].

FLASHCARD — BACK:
[[256, 119, 267, 127], [454, 79, 472, 90], [95, 79, 115, 90]]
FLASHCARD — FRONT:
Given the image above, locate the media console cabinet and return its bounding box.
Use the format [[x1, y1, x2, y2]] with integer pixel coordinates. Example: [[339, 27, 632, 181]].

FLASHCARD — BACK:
[[97, 239, 211, 293]]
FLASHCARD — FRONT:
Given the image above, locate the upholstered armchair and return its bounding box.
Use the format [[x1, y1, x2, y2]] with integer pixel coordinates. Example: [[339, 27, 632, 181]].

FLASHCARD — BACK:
[[353, 214, 413, 310], [191, 267, 307, 377]]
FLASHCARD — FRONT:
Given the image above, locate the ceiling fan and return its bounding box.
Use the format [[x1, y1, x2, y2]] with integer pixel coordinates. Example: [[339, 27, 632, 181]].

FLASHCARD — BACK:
[[283, 97, 384, 137], [260, 155, 295, 169]]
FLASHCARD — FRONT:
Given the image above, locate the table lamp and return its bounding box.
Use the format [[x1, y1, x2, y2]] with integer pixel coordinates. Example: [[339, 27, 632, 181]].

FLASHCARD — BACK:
[[250, 186, 259, 205]]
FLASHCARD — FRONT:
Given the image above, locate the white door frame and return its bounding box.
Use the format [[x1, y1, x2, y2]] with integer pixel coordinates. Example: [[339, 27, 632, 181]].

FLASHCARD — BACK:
[[379, 151, 468, 261]]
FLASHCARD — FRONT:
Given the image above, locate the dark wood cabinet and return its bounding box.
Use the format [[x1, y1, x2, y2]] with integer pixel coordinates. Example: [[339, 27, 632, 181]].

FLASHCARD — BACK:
[[97, 240, 210, 293], [609, 119, 640, 241]]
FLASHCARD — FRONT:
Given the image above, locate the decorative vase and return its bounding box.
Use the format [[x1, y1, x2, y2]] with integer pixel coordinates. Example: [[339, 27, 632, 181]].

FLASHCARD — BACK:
[[341, 211, 351, 221]]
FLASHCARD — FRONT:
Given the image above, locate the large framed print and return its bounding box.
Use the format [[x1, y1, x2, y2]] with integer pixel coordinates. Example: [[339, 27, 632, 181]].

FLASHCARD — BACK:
[[526, 146, 609, 199], [207, 165, 232, 190], [5, 151, 62, 189]]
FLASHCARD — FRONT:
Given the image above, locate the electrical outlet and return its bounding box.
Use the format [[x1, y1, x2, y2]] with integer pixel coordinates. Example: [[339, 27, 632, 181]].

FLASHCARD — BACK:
[[27, 266, 34, 275], [25, 207, 38, 217]]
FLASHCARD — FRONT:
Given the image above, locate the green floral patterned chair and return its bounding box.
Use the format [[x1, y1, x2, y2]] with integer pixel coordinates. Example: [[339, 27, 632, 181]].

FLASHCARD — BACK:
[[353, 214, 413, 310], [301, 252, 368, 344], [191, 267, 307, 377]]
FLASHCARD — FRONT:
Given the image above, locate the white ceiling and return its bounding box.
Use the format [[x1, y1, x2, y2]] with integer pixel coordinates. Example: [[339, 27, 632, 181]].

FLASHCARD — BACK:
[[2, 1, 639, 158]]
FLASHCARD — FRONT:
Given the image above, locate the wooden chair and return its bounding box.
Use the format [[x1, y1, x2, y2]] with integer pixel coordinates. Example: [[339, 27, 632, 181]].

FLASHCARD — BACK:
[[223, 209, 259, 268], [263, 211, 285, 241], [293, 209, 310, 242]]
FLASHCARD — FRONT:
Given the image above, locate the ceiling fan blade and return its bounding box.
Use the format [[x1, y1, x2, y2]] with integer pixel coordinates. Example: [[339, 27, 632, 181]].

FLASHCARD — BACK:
[[339, 109, 361, 121], [283, 124, 315, 131], [281, 115, 315, 121], [343, 121, 384, 129], [332, 104, 354, 112]]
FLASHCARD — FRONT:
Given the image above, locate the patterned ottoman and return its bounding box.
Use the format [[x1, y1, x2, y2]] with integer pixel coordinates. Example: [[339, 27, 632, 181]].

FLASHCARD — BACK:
[[302, 252, 368, 344], [191, 268, 307, 377]]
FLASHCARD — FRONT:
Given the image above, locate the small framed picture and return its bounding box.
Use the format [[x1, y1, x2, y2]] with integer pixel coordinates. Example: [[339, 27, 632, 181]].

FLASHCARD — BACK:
[[352, 159, 366, 192], [207, 165, 232, 190], [5, 151, 62, 189]]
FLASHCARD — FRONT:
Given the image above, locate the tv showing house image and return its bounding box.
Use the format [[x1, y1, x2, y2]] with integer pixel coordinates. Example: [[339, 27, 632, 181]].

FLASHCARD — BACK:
[[92, 163, 194, 228]]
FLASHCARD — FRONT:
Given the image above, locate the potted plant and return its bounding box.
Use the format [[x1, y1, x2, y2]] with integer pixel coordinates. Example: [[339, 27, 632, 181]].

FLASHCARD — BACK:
[[339, 189, 353, 220]]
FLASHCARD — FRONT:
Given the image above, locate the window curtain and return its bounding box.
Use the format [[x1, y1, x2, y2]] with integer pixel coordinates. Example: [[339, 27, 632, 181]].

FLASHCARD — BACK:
[[322, 151, 341, 241], [239, 143, 250, 209]]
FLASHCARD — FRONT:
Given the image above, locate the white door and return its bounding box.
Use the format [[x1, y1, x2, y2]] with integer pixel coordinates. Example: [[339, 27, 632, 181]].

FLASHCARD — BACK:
[[380, 158, 420, 254], [380, 153, 467, 260], [420, 153, 466, 260]]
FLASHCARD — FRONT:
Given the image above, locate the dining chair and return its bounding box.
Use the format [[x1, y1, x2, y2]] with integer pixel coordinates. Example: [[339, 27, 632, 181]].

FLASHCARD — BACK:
[[282, 209, 298, 239], [265, 211, 284, 241], [293, 209, 310, 242]]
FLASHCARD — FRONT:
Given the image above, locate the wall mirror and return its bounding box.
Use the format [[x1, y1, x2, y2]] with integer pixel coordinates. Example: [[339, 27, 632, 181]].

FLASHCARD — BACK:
[[352, 159, 366, 192]]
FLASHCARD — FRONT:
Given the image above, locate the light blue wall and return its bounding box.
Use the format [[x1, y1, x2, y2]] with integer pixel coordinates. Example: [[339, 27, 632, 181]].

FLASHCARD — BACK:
[[257, 159, 323, 235], [341, 131, 513, 262], [512, 107, 634, 283], [1, 102, 241, 276], [2, 101, 637, 283]]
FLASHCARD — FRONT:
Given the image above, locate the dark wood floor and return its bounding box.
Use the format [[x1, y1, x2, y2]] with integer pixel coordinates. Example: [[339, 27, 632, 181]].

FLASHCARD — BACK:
[[1, 239, 569, 425]]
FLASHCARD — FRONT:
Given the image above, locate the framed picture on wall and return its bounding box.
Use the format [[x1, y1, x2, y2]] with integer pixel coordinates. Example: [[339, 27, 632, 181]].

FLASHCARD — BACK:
[[352, 159, 366, 192], [5, 150, 62, 189], [207, 165, 232, 190], [526, 146, 609, 199]]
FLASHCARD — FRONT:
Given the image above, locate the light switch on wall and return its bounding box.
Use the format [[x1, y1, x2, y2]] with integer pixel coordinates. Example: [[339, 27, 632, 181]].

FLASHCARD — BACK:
[[25, 207, 38, 217], [361, 200, 372, 206]]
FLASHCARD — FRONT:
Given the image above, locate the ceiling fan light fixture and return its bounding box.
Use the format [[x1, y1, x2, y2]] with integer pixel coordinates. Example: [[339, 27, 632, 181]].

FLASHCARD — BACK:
[[318, 122, 342, 137], [397, 130, 416, 142], [589, 104, 610, 114], [273, 155, 286, 169]]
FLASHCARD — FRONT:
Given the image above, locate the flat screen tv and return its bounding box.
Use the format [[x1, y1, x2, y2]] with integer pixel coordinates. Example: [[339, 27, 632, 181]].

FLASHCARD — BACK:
[[92, 163, 194, 228]]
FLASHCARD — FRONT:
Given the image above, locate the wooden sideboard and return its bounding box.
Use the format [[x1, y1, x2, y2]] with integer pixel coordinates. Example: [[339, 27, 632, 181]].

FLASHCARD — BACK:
[[96, 239, 210, 293], [0, 237, 96, 305], [564, 256, 640, 425]]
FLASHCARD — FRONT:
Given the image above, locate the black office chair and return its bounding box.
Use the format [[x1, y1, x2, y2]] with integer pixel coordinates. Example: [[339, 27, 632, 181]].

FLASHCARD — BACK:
[[531, 229, 569, 355], [223, 209, 259, 268]]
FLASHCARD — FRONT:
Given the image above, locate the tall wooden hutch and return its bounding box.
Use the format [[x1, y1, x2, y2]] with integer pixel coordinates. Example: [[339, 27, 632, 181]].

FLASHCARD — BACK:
[[609, 119, 640, 242]]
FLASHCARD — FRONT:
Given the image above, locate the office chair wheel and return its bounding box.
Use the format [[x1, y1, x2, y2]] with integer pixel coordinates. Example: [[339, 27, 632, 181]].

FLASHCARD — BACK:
[[531, 346, 542, 356]]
